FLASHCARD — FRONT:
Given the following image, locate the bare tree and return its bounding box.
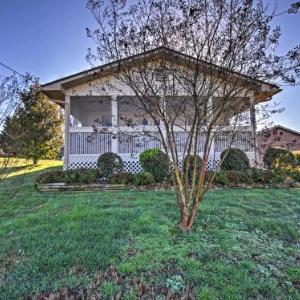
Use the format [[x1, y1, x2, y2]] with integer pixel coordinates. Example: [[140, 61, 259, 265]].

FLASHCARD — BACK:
[[86, 0, 300, 230]]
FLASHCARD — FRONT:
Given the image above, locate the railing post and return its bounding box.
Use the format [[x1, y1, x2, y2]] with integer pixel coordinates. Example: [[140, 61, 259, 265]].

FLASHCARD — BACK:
[[111, 96, 118, 153], [64, 95, 70, 170]]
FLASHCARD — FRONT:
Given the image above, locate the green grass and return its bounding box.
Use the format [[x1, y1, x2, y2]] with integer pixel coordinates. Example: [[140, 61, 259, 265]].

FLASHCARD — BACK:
[[0, 160, 300, 299]]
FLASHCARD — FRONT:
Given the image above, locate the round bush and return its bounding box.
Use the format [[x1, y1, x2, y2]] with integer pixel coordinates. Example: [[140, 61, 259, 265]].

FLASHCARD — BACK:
[[139, 148, 169, 182], [97, 152, 123, 177], [220, 148, 250, 171], [133, 172, 155, 186], [263, 147, 296, 169], [108, 172, 134, 185], [183, 154, 202, 182], [213, 171, 229, 186]]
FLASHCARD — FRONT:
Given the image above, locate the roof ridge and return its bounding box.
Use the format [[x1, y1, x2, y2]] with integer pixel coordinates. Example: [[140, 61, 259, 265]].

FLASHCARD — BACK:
[[42, 46, 279, 90]]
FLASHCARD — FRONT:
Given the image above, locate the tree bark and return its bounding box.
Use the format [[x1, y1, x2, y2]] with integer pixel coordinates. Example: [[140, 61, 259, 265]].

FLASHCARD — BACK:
[[176, 192, 189, 231], [179, 205, 188, 230]]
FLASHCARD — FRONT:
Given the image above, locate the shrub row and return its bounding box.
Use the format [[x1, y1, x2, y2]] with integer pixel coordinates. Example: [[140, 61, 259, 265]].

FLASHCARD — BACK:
[[35, 169, 102, 185], [36, 169, 156, 186], [107, 171, 155, 186], [36, 147, 300, 187], [212, 168, 290, 186], [36, 166, 300, 187]]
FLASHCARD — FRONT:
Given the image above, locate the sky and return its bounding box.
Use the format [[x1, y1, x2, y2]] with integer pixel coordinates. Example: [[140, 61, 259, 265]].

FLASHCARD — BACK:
[[0, 0, 299, 130]]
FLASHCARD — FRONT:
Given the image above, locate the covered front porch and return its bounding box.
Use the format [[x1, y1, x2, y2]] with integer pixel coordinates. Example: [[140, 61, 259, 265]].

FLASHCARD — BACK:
[[65, 95, 256, 172]]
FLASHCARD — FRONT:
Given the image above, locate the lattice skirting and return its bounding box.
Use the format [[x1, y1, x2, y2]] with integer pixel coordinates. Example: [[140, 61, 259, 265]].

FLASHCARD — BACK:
[[69, 152, 256, 172]]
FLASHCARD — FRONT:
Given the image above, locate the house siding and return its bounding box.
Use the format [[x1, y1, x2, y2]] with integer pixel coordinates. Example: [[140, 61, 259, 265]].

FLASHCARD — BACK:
[[257, 127, 300, 163]]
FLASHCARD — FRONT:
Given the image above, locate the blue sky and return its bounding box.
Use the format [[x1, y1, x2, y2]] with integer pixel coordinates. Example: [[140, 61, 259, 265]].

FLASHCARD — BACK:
[[0, 0, 299, 130]]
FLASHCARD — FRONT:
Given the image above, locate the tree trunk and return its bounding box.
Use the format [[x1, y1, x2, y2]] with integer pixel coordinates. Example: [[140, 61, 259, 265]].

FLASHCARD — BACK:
[[187, 207, 197, 229], [176, 192, 189, 232], [33, 157, 38, 165], [187, 200, 201, 229], [179, 205, 188, 231]]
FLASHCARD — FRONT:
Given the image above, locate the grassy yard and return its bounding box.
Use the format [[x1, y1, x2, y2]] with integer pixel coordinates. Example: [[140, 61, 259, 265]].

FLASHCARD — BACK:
[[0, 161, 300, 299]]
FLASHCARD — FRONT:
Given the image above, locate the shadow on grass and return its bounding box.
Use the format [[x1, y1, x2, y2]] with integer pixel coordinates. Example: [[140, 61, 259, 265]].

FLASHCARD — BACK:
[[0, 162, 63, 198], [4, 164, 34, 174]]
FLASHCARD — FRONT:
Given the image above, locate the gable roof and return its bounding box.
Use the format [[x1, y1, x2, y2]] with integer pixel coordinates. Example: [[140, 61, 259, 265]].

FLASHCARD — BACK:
[[42, 46, 281, 103], [258, 125, 300, 137]]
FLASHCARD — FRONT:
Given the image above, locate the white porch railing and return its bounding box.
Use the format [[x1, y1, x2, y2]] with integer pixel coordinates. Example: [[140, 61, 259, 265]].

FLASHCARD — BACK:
[[68, 126, 255, 170], [69, 128, 112, 155], [69, 126, 254, 155]]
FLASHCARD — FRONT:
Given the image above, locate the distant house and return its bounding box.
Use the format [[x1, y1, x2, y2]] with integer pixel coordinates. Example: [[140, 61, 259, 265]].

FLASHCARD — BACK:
[[41, 47, 280, 171], [257, 125, 300, 159]]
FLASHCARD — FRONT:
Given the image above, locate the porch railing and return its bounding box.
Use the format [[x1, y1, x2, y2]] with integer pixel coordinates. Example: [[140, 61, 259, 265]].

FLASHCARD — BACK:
[[69, 127, 254, 156], [70, 130, 112, 155]]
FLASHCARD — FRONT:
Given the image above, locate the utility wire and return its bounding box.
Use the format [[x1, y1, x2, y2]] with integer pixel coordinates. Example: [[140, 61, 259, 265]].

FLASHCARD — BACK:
[[0, 61, 27, 78]]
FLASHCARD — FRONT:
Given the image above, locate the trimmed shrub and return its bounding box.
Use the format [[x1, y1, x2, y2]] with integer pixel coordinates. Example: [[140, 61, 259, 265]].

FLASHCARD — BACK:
[[225, 170, 240, 185], [246, 168, 264, 183], [223, 170, 253, 186], [236, 170, 253, 184], [247, 168, 285, 184], [288, 169, 300, 182], [139, 148, 170, 182], [97, 152, 123, 178], [261, 170, 277, 184], [64, 169, 100, 184], [263, 147, 296, 169], [35, 170, 65, 184], [213, 171, 229, 186], [183, 154, 203, 182], [108, 172, 134, 185], [220, 148, 250, 171], [273, 168, 287, 183], [133, 172, 155, 186], [294, 153, 300, 166], [35, 168, 101, 185]]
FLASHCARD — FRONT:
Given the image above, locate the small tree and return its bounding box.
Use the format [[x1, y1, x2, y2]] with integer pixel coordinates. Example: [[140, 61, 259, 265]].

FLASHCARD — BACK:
[[0, 83, 63, 164], [86, 0, 300, 230], [0, 72, 33, 183]]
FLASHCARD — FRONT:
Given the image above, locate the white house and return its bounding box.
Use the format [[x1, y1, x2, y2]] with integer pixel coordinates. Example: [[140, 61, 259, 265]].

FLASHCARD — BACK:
[[42, 47, 280, 171]]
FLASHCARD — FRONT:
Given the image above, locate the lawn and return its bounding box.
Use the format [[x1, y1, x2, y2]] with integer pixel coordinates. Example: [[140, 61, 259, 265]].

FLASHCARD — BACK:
[[0, 161, 300, 299]]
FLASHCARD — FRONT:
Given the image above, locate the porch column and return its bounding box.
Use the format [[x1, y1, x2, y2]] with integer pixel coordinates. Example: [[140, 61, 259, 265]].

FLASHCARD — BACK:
[[111, 96, 118, 153], [160, 97, 167, 144], [64, 95, 70, 170], [208, 96, 215, 158], [249, 96, 258, 165]]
